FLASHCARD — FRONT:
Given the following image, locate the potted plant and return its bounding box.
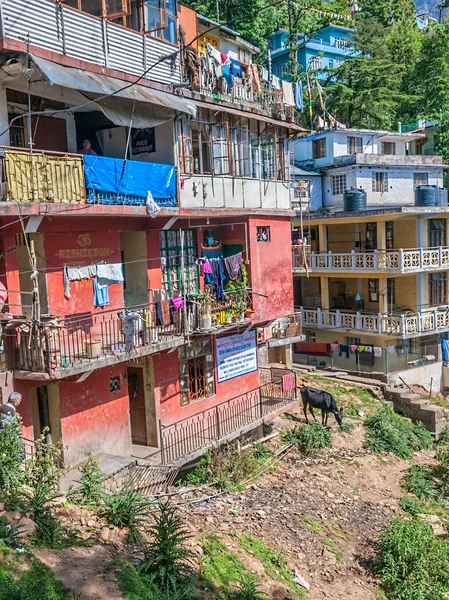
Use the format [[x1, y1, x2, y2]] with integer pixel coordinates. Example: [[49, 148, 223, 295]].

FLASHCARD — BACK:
[[198, 288, 213, 329]]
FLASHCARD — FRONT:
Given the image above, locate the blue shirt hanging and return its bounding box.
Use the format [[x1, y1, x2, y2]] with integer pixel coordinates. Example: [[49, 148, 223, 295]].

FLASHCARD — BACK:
[[229, 58, 243, 78]]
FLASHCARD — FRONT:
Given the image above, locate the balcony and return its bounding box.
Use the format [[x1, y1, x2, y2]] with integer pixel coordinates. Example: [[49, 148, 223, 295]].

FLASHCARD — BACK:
[[293, 247, 449, 275], [0, 0, 180, 85], [299, 306, 449, 338], [5, 304, 184, 378], [332, 153, 444, 168], [0, 149, 176, 207]]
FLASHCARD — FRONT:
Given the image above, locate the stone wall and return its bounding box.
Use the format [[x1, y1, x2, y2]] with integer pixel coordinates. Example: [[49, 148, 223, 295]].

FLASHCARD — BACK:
[[385, 387, 449, 438]]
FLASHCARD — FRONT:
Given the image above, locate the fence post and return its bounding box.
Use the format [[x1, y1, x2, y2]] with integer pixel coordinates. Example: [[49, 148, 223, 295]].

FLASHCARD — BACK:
[[44, 330, 51, 373], [215, 406, 221, 440], [159, 420, 166, 465], [259, 389, 263, 418]]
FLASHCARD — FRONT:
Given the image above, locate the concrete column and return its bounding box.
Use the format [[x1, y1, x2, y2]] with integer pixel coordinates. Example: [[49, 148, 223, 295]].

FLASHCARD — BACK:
[[378, 277, 388, 314], [416, 273, 425, 311], [320, 276, 329, 310], [281, 344, 293, 368], [377, 221, 386, 250], [318, 224, 328, 252], [416, 217, 426, 248], [0, 87, 10, 146]]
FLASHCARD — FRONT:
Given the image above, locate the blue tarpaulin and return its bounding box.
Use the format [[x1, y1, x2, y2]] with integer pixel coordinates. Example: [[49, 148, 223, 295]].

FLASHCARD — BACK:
[[442, 339, 449, 362], [83, 155, 176, 206]]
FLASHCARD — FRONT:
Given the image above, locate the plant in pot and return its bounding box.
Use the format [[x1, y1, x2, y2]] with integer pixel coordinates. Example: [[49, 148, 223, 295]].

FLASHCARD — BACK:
[[233, 299, 247, 321], [198, 288, 213, 329]]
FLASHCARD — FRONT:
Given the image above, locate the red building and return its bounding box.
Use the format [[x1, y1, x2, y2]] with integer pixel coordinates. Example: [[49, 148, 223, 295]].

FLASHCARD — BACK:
[[0, 0, 304, 468]]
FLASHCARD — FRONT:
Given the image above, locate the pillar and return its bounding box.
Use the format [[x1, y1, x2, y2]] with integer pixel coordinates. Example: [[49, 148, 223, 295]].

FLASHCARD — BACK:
[[318, 224, 328, 252], [416, 217, 426, 248], [378, 277, 388, 314], [377, 221, 386, 250], [3, 233, 21, 315], [320, 276, 329, 310], [416, 273, 425, 312], [0, 87, 10, 147], [281, 344, 293, 369]]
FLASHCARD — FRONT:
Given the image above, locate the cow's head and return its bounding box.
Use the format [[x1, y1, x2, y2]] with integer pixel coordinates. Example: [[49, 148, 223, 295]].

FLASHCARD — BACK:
[[335, 408, 344, 427]]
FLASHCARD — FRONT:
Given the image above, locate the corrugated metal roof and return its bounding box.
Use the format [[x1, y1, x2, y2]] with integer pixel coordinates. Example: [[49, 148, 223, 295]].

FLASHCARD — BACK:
[[30, 55, 197, 117]]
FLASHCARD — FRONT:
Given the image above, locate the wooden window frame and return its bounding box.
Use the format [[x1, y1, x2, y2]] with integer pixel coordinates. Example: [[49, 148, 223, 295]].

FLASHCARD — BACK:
[[312, 137, 326, 159], [372, 172, 388, 193], [179, 339, 215, 406], [368, 279, 379, 302], [347, 136, 362, 155], [159, 229, 199, 295], [59, 0, 131, 19], [142, 0, 176, 35]]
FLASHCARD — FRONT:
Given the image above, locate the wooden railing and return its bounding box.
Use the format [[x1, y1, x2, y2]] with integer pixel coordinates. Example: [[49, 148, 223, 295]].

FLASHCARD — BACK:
[[5, 303, 184, 373], [300, 305, 449, 337], [160, 371, 297, 464], [293, 247, 449, 274]]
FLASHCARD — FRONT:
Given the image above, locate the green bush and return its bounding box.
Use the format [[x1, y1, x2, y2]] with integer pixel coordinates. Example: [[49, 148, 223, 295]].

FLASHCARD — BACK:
[[399, 496, 429, 516], [101, 489, 148, 544], [437, 425, 449, 446], [281, 423, 332, 456], [67, 453, 105, 508], [0, 419, 25, 498], [117, 564, 198, 600], [377, 516, 449, 600], [0, 560, 71, 600], [139, 503, 193, 592], [364, 406, 433, 458], [0, 517, 24, 549], [229, 575, 267, 600], [404, 465, 436, 500]]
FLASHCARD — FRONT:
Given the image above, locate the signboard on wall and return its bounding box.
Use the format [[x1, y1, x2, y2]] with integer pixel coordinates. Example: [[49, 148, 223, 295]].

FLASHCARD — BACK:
[[216, 331, 257, 383], [131, 128, 156, 155]]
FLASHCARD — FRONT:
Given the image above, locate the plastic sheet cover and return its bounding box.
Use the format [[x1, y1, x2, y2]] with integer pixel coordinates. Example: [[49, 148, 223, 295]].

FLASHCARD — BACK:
[[83, 155, 176, 206]]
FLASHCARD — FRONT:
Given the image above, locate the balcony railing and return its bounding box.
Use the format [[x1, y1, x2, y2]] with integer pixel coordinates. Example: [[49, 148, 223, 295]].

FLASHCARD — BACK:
[[293, 247, 449, 274], [5, 304, 184, 375], [300, 306, 449, 337], [0, 149, 177, 207], [160, 369, 297, 464]]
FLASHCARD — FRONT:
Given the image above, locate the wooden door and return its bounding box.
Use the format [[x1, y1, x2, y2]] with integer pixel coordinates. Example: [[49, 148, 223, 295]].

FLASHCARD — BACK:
[[128, 367, 146, 444], [32, 116, 68, 153]]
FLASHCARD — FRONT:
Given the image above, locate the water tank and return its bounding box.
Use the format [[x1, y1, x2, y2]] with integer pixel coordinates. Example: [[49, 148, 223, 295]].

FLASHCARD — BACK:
[[344, 189, 367, 212], [415, 185, 438, 207], [437, 187, 448, 207]]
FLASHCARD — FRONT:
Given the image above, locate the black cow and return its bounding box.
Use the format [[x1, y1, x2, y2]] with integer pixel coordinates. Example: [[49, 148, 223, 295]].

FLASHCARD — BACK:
[[300, 386, 343, 427]]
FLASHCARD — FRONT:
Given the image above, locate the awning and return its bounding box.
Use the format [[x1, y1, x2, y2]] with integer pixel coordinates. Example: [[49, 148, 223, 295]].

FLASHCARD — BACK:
[[30, 55, 197, 128], [193, 99, 307, 133]]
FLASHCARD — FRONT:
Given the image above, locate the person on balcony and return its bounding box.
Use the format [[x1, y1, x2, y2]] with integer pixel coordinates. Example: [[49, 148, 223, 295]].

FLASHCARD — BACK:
[[79, 139, 97, 156]]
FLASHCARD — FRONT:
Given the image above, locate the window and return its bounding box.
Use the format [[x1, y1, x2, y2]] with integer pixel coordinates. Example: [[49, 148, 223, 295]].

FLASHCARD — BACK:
[[211, 123, 230, 175], [347, 136, 363, 155], [366, 222, 377, 251], [312, 137, 326, 159], [335, 37, 349, 49], [310, 56, 322, 70], [159, 230, 199, 295], [380, 142, 396, 155], [9, 115, 26, 148], [372, 172, 389, 193], [257, 226, 271, 242], [143, 0, 177, 44], [331, 174, 346, 195], [178, 120, 230, 175], [430, 273, 446, 306], [428, 219, 446, 247], [109, 376, 121, 392], [328, 59, 334, 69], [307, 332, 316, 343], [387, 278, 395, 305], [368, 279, 379, 302], [415, 138, 426, 155], [386, 221, 394, 250], [179, 339, 215, 405], [413, 172, 429, 189], [345, 336, 361, 345], [61, 0, 131, 18]]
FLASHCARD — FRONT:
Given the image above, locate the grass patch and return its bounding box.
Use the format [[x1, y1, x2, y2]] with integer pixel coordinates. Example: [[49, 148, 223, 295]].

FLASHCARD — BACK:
[[364, 406, 433, 458], [200, 535, 247, 598], [321, 537, 343, 563], [236, 533, 305, 598], [437, 425, 449, 447], [339, 422, 357, 434], [0, 558, 72, 600], [377, 516, 449, 600], [281, 422, 331, 456], [404, 465, 436, 501], [300, 514, 322, 533], [400, 495, 430, 516]]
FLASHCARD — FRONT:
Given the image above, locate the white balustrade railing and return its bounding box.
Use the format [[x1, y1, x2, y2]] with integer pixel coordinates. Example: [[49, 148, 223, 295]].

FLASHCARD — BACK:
[[299, 306, 449, 337], [293, 247, 449, 273]]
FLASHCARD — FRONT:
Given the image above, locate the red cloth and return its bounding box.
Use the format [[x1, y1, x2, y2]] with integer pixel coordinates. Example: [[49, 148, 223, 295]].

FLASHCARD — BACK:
[[281, 372, 296, 392], [294, 342, 330, 356]]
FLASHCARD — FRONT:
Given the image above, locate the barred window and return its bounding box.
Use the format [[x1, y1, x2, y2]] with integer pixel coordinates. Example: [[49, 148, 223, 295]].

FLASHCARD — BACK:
[[413, 172, 429, 189], [332, 174, 346, 195], [179, 339, 215, 405], [372, 172, 389, 193], [159, 230, 199, 295]]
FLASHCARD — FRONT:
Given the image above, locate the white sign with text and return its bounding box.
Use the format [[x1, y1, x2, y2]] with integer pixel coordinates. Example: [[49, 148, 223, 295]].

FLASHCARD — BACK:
[[216, 331, 257, 383]]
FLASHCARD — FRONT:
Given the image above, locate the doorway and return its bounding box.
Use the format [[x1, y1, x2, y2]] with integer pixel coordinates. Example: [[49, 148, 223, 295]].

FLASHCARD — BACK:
[[128, 367, 147, 445], [32, 386, 52, 444]]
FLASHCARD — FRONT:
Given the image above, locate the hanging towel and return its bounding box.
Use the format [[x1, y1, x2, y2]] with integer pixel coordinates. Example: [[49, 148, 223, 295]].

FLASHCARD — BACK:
[[251, 64, 261, 92], [330, 342, 339, 352], [223, 64, 233, 89], [160, 299, 171, 327], [350, 345, 358, 353], [93, 278, 109, 307], [373, 347, 382, 358], [229, 58, 243, 77], [224, 253, 243, 281], [339, 344, 350, 359], [207, 43, 221, 64], [123, 315, 138, 353], [220, 53, 228, 63], [282, 80, 295, 106], [358, 345, 365, 352], [281, 372, 296, 392], [365, 345, 373, 353], [261, 67, 269, 81], [64, 266, 71, 299], [97, 263, 124, 287], [203, 260, 213, 274], [295, 81, 303, 111], [171, 297, 184, 311], [271, 74, 281, 90], [67, 265, 96, 281]]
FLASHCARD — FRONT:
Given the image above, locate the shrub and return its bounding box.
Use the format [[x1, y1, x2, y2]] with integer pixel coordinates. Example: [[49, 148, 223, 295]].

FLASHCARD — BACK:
[[0, 559, 71, 600], [399, 496, 429, 516], [101, 489, 148, 544], [139, 503, 193, 591], [377, 516, 449, 600], [281, 423, 332, 456], [404, 465, 436, 501], [364, 406, 433, 458], [0, 418, 25, 498], [229, 575, 267, 600], [67, 453, 105, 508], [437, 425, 449, 447], [0, 517, 24, 549]]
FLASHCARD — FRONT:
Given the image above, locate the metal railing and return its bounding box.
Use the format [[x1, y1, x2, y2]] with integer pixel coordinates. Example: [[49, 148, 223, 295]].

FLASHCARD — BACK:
[[5, 303, 184, 373], [293, 247, 449, 274], [300, 305, 449, 337], [160, 371, 297, 464]]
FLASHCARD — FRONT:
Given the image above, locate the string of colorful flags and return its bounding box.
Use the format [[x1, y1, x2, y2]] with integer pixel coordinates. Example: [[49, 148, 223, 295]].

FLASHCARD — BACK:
[[308, 0, 360, 23]]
